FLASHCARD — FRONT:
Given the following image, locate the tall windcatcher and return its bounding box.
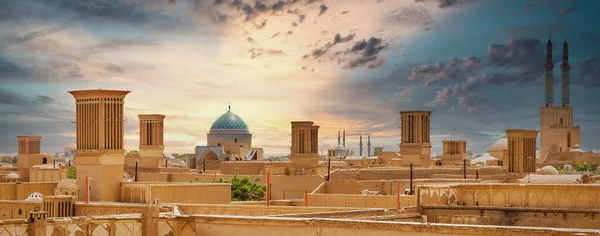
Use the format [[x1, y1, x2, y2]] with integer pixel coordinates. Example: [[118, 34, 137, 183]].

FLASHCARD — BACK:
[[367, 135, 371, 156], [545, 37, 555, 107], [359, 135, 363, 156], [69, 89, 130, 202], [561, 39, 570, 107]]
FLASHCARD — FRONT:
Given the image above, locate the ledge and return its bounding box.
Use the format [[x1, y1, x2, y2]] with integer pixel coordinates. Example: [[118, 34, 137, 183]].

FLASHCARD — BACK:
[[420, 205, 600, 214]]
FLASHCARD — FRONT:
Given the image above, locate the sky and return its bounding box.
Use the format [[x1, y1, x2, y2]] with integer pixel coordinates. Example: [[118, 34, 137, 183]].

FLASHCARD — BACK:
[[0, 0, 599, 157]]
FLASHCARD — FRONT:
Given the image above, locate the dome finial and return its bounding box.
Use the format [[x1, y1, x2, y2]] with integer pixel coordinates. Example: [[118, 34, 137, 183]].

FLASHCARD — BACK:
[[228, 102, 231, 112]]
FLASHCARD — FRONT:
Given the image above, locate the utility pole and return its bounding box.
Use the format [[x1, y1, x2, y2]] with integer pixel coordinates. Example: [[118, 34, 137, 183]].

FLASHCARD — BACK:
[[135, 162, 138, 182], [463, 159, 467, 180], [327, 156, 331, 181], [409, 162, 413, 195]]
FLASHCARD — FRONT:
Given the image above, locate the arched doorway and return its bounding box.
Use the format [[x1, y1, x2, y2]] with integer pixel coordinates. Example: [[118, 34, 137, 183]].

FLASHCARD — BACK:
[[42, 157, 47, 164], [200, 150, 220, 170]]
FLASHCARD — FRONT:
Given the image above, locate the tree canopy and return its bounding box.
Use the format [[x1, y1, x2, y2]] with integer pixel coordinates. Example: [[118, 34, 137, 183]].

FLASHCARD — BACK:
[[216, 169, 265, 201], [66, 166, 77, 179]]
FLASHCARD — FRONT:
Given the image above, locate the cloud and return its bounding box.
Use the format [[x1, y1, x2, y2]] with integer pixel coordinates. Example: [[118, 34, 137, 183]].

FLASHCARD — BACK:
[[575, 55, 600, 87], [383, 6, 434, 28], [303, 33, 356, 59], [391, 84, 416, 102], [409, 56, 482, 86], [248, 48, 285, 59], [318, 4, 328, 16], [414, 0, 478, 9], [451, 96, 488, 112], [426, 38, 546, 106], [556, 8, 576, 17], [341, 37, 388, 69]]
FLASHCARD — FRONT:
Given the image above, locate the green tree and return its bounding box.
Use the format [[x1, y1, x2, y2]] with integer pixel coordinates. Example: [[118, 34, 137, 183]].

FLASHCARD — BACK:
[[217, 169, 265, 201], [66, 166, 77, 179]]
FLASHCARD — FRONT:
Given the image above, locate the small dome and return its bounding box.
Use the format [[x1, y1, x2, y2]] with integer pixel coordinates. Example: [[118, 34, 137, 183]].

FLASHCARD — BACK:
[[539, 166, 559, 175], [57, 179, 77, 189], [335, 145, 349, 156], [25, 192, 43, 201], [5, 173, 20, 179], [488, 138, 507, 153], [209, 109, 249, 134]]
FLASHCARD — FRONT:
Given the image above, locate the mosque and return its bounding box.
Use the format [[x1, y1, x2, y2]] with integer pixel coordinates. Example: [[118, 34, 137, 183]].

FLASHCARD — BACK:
[[483, 38, 599, 169], [191, 105, 264, 170]]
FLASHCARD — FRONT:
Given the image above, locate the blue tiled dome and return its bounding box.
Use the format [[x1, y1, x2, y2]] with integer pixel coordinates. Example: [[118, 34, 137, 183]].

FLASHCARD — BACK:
[[209, 110, 249, 134]]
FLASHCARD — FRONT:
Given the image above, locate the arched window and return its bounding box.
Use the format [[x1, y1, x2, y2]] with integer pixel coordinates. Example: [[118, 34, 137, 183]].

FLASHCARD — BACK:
[[17, 209, 22, 215], [42, 157, 47, 164]]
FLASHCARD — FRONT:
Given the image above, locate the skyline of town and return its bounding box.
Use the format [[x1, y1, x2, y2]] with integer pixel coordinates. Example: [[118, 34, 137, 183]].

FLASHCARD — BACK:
[[1, 0, 599, 156]]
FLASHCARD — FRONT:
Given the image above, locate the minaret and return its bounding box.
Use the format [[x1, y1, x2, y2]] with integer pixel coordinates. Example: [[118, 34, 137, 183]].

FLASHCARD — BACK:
[[337, 130, 341, 145], [561, 39, 570, 107], [343, 130, 346, 147], [545, 37, 555, 107], [359, 135, 363, 156], [367, 135, 371, 156]]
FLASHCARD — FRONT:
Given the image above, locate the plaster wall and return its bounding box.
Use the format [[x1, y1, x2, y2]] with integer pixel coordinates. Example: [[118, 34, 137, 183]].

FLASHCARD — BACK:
[[29, 168, 66, 182], [419, 184, 600, 209], [190, 215, 598, 236], [121, 182, 231, 204], [307, 194, 417, 208], [422, 206, 600, 230], [0, 182, 57, 200], [329, 167, 505, 181], [138, 173, 324, 200], [0, 200, 40, 219], [207, 133, 252, 147], [316, 180, 481, 196], [177, 204, 360, 216]]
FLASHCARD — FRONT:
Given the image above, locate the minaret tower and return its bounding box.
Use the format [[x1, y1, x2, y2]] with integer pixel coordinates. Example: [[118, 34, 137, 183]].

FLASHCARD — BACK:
[[337, 130, 341, 145], [561, 39, 570, 107], [545, 37, 555, 107], [359, 135, 363, 156], [367, 135, 371, 156], [343, 130, 346, 147]]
